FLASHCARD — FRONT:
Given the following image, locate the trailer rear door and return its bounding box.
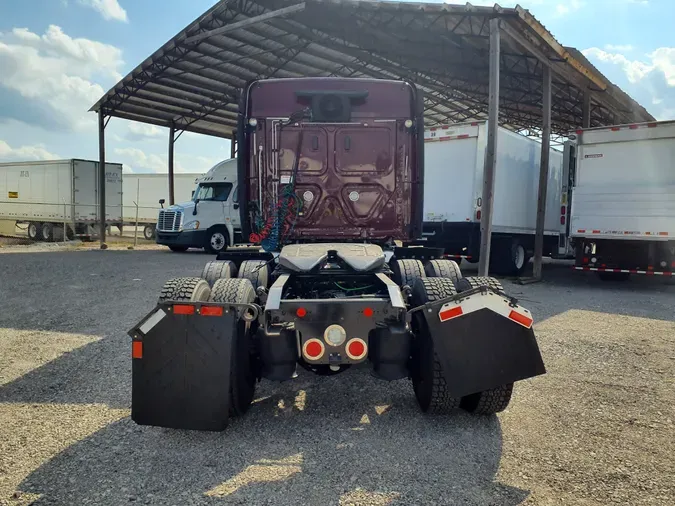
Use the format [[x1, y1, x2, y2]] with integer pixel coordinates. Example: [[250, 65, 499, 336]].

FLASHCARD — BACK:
[[571, 121, 675, 240], [423, 124, 478, 223]]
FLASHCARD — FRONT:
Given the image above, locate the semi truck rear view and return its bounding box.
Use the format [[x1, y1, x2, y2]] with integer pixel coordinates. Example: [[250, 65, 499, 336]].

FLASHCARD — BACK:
[[128, 78, 545, 432], [569, 120, 675, 279]]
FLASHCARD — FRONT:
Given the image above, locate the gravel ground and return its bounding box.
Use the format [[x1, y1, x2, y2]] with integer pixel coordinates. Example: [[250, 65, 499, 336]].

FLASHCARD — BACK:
[[0, 251, 674, 506]]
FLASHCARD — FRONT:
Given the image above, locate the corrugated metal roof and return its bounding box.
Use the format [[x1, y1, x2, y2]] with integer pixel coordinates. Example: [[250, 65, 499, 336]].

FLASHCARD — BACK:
[[91, 0, 654, 138]]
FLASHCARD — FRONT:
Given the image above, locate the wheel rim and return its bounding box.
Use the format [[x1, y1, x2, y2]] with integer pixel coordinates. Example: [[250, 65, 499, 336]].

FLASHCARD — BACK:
[[29, 224, 37, 237], [514, 244, 525, 270], [144, 227, 153, 239], [211, 232, 225, 250]]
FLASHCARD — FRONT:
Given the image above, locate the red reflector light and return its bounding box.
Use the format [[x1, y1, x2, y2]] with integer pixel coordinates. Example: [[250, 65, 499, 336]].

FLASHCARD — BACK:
[[173, 304, 195, 315], [132, 341, 143, 359], [476, 209, 482, 220], [578, 229, 586, 233], [611, 127, 620, 131], [439, 306, 463, 322], [345, 338, 368, 360], [560, 216, 566, 225], [582, 257, 589, 264], [508, 310, 533, 329], [296, 307, 307, 318], [363, 307, 374, 317], [658, 232, 668, 236], [671, 261, 675, 268], [561, 205, 566, 215], [648, 123, 657, 128], [201, 306, 223, 317], [648, 265, 654, 271], [576, 129, 583, 134], [629, 124, 638, 129], [303, 339, 324, 360]]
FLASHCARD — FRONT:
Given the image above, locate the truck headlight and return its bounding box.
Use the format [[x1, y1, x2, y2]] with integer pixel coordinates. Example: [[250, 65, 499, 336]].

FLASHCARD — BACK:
[[183, 220, 200, 230]]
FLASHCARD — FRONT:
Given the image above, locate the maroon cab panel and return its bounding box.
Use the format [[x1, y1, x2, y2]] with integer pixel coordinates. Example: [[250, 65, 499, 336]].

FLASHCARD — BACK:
[[243, 78, 421, 243]]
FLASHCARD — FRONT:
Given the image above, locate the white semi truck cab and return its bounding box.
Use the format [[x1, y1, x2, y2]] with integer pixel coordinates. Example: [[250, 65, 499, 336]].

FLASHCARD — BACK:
[[155, 159, 242, 253]]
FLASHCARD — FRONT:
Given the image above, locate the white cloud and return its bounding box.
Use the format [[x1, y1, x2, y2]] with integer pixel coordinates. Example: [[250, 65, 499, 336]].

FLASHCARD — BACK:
[[0, 140, 60, 161], [0, 25, 124, 131], [114, 147, 219, 174], [77, 0, 128, 22], [605, 44, 634, 52], [555, 0, 584, 16], [582, 46, 675, 120], [126, 122, 164, 140]]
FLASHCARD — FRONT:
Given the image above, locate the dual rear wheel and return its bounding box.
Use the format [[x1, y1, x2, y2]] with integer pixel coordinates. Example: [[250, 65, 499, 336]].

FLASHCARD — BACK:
[[405, 260, 513, 415], [157, 275, 258, 425]]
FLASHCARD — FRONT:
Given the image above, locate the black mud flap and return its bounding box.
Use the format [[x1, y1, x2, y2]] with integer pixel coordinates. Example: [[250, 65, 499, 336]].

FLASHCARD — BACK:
[[128, 303, 237, 431], [421, 294, 546, 398]]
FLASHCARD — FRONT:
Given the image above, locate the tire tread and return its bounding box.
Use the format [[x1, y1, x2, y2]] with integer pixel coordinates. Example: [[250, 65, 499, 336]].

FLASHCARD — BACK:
[[411, 277, 460, 413], [158, 277, 211, 303]]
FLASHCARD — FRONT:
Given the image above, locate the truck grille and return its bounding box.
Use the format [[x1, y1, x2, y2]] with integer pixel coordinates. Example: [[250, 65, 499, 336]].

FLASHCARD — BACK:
[[157, 209, 182, 232]]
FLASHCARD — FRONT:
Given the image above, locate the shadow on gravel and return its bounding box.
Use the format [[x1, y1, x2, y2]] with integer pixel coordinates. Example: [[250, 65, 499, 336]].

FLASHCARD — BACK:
[[17, 369, 530, 505], [0, 338, 130, 409]]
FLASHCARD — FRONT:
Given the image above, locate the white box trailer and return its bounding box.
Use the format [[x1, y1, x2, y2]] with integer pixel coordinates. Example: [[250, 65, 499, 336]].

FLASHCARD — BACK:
[[421, 121, 566, 275], [122, 173, 201, 239], [0, 159, 122, 241], [569, 120, 675, 279]]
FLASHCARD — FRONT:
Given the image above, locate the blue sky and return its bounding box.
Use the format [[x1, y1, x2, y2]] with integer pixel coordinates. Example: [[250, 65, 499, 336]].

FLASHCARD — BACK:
[[0, 0, 673, 172]]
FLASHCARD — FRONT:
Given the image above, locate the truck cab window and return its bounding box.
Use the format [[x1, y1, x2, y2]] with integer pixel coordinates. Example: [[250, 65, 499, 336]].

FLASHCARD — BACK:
[[194, 182, 233, 202]]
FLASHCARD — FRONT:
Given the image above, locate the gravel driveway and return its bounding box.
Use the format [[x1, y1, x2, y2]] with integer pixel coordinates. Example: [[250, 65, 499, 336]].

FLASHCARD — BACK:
[[1, 250, 673, 505]]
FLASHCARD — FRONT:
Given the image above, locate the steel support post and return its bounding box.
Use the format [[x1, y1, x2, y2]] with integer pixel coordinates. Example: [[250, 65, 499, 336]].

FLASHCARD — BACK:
[[533, 65, 552, 280], [98, 109, 107, 249], [230, 133, 237, 159], [478, 18, 501, 277], [168, 124, 176, 206], [582, 90, 591, 128]]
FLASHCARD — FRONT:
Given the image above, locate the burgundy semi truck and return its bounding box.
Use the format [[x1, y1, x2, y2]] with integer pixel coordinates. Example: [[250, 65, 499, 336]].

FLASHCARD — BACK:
[[129, 78, 545, 431]]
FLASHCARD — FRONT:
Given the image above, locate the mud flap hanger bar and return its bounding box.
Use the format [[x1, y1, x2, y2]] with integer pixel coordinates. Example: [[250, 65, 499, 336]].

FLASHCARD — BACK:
[[128, 301, 262, 339], [406, 286, 520, 322]]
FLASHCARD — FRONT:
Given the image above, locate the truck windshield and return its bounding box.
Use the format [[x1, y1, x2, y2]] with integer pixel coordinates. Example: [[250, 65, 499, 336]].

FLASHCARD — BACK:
[[194, 182, 233, 202]]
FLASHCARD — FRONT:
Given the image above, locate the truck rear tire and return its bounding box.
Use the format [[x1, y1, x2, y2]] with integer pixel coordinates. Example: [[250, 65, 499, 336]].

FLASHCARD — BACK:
[[209, 278, 257, 417], [143, 225, 155, 240], [41, 223, 54, 242], [410, 277, 461, 413], [28, 222, 40, 241], [391, 259, 425, 288], [424, 259, 462, 285], [201, 260, 238, 287], [158, 277, 211, 303], [490, 239, 528, 276], [461, 383, 514, 415], [238, 259, 269, 291], [204, 226, 229, 254], [455, 276, 504, 294]]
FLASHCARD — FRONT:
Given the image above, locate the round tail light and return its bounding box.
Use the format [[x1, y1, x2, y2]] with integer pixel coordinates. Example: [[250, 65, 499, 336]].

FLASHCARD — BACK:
[[345, 338, 367, 361], [303, 339, 325, 361]]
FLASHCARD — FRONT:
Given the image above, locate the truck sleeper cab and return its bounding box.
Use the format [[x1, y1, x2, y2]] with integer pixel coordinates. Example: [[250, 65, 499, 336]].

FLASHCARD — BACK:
[[129, 78, 546, 432]]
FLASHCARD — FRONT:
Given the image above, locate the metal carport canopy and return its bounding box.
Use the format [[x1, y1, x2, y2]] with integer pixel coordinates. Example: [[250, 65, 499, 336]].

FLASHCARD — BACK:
[[91, 0, 653, 138], [91, 0, 654, 274]]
